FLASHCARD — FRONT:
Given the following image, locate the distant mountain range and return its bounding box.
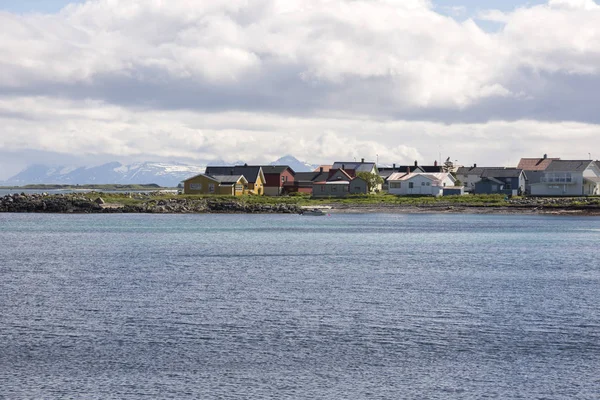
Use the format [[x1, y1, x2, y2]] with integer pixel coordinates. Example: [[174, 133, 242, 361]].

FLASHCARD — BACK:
[[1, 156, 319, 187]]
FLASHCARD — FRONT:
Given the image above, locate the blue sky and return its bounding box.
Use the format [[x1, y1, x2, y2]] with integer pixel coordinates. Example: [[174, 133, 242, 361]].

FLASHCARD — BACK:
[[0, 0, 548, 14]]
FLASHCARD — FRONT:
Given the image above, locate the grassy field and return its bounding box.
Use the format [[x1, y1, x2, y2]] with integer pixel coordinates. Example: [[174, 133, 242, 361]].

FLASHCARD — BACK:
[[97, 192, 511, 207]]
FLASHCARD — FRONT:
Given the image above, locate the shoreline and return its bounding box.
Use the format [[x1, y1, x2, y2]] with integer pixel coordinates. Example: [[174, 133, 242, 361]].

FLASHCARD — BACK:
[[325, 203, 600, 216], [2, 192, 600, 216]]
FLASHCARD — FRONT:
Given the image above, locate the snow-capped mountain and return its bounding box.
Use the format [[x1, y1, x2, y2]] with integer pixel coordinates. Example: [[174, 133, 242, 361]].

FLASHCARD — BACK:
[[2, 155, 320, 186], [3, 162, 207, 187], [270, 155, 319, 172]]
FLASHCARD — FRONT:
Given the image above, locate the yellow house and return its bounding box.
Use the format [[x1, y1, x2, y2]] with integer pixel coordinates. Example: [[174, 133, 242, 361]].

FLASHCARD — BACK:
[[204, 165, 266, 195], [183, 174, 248, 196]]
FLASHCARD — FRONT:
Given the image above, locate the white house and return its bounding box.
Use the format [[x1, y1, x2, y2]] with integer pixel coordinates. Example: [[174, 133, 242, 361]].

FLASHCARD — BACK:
[[387, 172, 457, 196], [530, 160, 600, 196]]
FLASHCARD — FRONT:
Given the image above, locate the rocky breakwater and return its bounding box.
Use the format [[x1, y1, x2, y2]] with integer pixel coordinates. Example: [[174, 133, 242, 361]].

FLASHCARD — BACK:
[[0, 193, 103, 213], [0, 193, 301, 214]]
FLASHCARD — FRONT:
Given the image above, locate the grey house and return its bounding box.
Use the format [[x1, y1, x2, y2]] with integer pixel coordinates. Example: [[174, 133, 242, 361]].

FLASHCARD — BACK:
[[312, 169, 368, 198], [474, 169, 527, 196]]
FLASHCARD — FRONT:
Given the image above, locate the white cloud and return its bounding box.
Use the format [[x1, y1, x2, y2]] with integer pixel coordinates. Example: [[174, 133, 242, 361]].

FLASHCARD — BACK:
[[1, 96, 599, 171], [0, 0, 600, 171]]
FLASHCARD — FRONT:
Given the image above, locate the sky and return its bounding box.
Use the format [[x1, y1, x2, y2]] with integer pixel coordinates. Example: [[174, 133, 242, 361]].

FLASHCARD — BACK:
[[0, 0, 599, 179]]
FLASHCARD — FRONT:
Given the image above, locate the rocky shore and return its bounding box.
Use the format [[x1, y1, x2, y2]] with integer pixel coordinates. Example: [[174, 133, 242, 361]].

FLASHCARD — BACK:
[[2, 192, 600, 216], [0, 193, 301, 214]]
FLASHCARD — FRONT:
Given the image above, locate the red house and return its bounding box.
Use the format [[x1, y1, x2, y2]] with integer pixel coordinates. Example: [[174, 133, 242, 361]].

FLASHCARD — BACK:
[[259, 165, 296, 196]]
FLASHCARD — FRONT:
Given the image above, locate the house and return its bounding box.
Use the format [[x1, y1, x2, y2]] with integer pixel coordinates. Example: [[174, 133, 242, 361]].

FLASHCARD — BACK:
[[258, 165, 295, 196], [474, 169, 527, 196], [182, 174, 248, 196], [387, 172, 457, 197], [287, 168, 330, 194], [517, 154, 560, 194], [331, 159, 380, 191], [378, 164, 424, 190], [312, 169, 368, 197], [455, 165, 488, 193], [205, 165, 266, 195], [530, 160, 600, 196]]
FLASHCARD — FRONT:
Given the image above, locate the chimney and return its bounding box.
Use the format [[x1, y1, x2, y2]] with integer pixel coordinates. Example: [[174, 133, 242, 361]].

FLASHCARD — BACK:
[[320, 167, 323, 173], [414, 160, 418, 167], [244, 163, 248, 166], [473, 163, 477, 168], [543, 154, 547, 159], [434, 160, 438, 167], [361, 158, 365, 163], [406, 166, 410, 174], [342, 164, 345, 170], [230, 169, 234, 175], [393, 163, 396, 170]]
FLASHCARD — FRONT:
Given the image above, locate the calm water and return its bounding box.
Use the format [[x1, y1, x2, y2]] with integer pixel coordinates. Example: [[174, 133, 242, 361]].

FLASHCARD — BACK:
[[1, 213, 600, 399]]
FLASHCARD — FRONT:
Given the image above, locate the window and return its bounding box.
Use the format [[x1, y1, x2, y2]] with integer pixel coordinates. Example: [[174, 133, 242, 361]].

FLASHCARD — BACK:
[[190, 183, 202, 190], [354, 186, 361, 192], [320, 185, 325, 192], [281, 176, 287, 183], [331, 186, 338, 192], [209, 184, 215, 193], [506, 183, 512, 190], [409, 182, 414, 189], [343, 186, 348, 192], [390, 182, 401, 189], [421, 182, 426, 186], [426, 182, 431, 186]]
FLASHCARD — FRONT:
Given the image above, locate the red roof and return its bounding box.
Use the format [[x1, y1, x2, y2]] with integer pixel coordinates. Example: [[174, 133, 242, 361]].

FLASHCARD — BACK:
[[517, 157, 559, 171]]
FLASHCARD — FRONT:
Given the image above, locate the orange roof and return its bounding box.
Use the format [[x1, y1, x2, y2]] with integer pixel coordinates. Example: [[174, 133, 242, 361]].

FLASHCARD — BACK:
[[314, 165, 331, 172], [517, 157, 559, 171]]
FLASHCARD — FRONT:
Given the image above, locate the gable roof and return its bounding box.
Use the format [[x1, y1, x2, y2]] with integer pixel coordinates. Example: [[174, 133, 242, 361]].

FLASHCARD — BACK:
[[183, 173, 221, 183], [257, 165, 295, 175], [205, 166, 263, 183], [327, 169, 353, 181], [294, 171, 329, 183], [387, 172, 410, 181], [210, 175, 247, 185], [332, 161, 376, 173], [456, 166, 487, 176], [389, 172, 455, 184], [478, 177, 504, 185], [517, 157, 559, 171], [480, 168, 525, 178], [419, 165, 444, 173], [544, 160, 594, 172]]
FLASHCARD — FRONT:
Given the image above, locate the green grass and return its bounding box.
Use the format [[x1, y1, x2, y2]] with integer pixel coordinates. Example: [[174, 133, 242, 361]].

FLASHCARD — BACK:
[[94, 192, 509, 207]]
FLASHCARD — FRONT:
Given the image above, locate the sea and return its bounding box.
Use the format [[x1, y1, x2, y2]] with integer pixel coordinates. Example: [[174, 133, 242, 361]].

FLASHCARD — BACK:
[[1, 213, 600, 399]]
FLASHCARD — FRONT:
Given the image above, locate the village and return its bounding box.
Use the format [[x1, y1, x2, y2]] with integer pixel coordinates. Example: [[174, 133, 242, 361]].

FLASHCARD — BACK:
[[181, 155, 600, 198]]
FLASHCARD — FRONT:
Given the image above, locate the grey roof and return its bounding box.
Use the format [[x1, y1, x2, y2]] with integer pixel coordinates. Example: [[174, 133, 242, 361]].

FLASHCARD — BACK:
[[456, 166, 510, 176], [544, 160, 593, 172], [456, 166, 487, 175], [294, 171, 329, 182], [481, 168, 525, 178], [331, 161, 376, 173], [210, 175, 245, 184], [478, 177, 504, 185], [257, 165, 294, 175], [205, 166, 263, 183]]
